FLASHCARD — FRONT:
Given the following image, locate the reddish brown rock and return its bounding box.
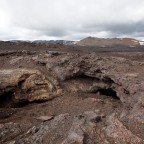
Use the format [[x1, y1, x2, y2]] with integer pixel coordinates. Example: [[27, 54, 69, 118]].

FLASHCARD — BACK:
[[105, 114, 142, 144]]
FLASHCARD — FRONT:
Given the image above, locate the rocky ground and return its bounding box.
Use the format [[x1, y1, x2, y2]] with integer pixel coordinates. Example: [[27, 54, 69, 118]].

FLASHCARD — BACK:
[[0, 43, 144, 144]]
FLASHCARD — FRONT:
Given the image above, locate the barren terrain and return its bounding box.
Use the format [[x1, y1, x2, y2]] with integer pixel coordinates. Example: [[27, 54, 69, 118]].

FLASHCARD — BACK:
[[0, 42, 144, 144]]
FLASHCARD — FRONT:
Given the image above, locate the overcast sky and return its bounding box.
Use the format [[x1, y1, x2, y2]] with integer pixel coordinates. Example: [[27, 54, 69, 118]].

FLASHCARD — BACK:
[[0, 0, 144, 41]]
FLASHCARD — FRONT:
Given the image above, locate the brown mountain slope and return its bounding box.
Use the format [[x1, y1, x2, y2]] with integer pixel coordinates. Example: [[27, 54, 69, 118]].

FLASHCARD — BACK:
[[77, 37, 141, 47]]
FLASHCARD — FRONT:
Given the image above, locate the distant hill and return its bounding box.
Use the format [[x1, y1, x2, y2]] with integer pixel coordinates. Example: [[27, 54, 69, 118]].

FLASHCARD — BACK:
[[76, 37, 144, 47], [32, 40, 76, 45]]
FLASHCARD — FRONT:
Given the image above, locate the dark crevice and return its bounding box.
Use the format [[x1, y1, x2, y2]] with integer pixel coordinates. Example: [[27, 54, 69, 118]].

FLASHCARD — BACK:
[[65, 74, 100, 82], [124, 89, 130, 95], [13, 99, 48, 108], [102, 76, 114, 84], [0, 91, 14, 108], [18, 79, 25, 88], [75, 75, 100, 81], [97, 88, 120, 100], [37, 61, 47, 66], [18, 74, 30, 87], [12, 100, 29, 108], [0, 74, 30, 108], [83, 133, 94, 144]]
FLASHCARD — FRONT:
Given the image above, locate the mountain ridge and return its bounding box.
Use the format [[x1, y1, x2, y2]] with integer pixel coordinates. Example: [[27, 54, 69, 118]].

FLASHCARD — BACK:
[[2, 37, 144, 47]]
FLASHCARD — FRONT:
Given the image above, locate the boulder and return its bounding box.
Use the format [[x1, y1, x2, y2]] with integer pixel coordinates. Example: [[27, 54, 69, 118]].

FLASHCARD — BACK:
[[0, 69, 62, 107]]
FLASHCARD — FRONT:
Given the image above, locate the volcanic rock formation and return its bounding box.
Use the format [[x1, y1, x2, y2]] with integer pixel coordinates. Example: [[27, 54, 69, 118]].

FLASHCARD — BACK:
[[0, 49, 144, 144]]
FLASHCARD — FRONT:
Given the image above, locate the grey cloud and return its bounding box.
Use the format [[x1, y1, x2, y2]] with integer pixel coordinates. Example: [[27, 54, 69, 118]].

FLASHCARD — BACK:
[[0, 0, 144, 40], [42, 29, 69, 37], [106, 23, 144, 34]]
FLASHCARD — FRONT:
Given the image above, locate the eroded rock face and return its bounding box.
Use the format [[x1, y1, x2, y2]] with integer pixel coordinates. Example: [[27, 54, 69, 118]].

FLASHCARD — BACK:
[[129, 96, 144, 124], [10, 113, 70, 144], [1, 111, 143, 144], [0, 69, 62, 107], [62, 111, 99, 144], [45, 53, 144, 104], [0, 122, 31, 143], [105, 114, 142, 144]]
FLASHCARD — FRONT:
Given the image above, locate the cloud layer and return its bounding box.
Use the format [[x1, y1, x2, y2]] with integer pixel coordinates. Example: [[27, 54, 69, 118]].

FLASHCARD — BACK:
[[0, 0, 144, 40]]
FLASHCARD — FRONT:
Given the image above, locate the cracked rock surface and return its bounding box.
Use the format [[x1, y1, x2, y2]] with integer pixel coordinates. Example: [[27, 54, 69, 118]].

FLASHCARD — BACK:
[[0, 49, 144, 144]]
